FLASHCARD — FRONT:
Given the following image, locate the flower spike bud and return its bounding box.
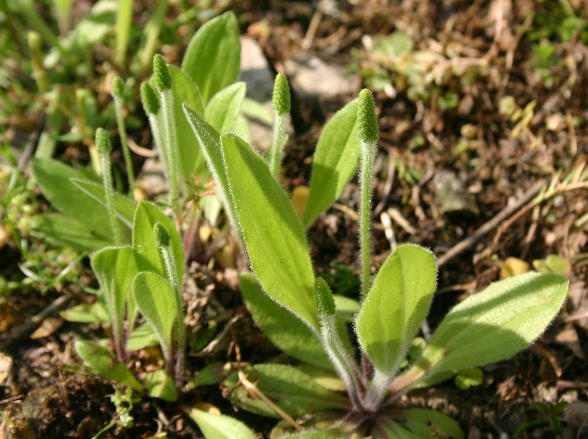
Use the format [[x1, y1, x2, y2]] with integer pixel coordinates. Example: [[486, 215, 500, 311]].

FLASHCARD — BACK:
[[112, 76, 125, 98], [141, 82, 160, 115], [272, 73, 291, 116], [153, 222, 171, 247], [315, 277, 336, 316], [152, 54, 172, 91], [95, 128, 112, 154], [357, 89, 379, 144]]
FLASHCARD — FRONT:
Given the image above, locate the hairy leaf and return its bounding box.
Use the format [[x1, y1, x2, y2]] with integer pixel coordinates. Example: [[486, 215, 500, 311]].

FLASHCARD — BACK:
[[220, 133, 319, 329], [132, 202, 184, 281], [91, 246, 140, 350], [356, 244, 436, 377], [132, 272, 177, 359], [205, 81, 246, 133], [169, 65, 206, 186], [75, 340, 143, 391], [302, 99, 361, 227], [417, 272, 568, 374], [225, 364, 349, 418], [188, 409, 256, 439], [240, 273, 329, 368], [181, 11, 240, 104]]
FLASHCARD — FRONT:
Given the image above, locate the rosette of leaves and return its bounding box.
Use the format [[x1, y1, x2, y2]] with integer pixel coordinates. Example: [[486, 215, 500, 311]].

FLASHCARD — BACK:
[[184, 84, 568, 438]]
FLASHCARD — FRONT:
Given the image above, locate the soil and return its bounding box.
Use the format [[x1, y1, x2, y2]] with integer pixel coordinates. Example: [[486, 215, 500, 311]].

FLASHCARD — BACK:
[[1, 1, 587, 438]]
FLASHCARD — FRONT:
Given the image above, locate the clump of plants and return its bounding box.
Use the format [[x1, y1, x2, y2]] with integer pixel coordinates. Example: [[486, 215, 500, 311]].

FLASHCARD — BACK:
[[183, 81, 569, 437], [18, 8, 570, 438]]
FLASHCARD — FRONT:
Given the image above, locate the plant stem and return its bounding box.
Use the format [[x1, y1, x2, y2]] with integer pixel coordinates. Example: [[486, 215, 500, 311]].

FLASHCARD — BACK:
[[156, 231, 185, 389], [112, 79, 136, 191], [319, 313, 364, 410], [96, 129, 122, 246], [357, 89, 378, 296], [269, 113, 287, 181], [269, 73, 290, 181], [359, 138, 375, 295], [159, 87, 179, 205]]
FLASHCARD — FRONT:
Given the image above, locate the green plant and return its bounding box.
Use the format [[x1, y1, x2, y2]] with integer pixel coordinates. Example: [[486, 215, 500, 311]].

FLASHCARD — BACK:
[[516, 400, 569, 433], [184, 85, 569, 437]]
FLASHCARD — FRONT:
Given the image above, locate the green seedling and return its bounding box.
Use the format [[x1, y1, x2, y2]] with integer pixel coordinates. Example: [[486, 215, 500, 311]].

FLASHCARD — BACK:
[[185, 85, 569, 438], [74, 201, 185, 401]]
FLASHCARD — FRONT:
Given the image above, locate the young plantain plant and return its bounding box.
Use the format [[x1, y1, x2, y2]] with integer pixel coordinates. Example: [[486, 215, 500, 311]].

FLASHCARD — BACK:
[[39, 11, 245, 402], [183, 82, 569, 438]]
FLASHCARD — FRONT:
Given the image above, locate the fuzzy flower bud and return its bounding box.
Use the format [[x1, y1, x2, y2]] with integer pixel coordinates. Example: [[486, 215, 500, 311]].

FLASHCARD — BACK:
[[272, 73, 291, 116], [315, 277, 336, 316], [95, 128, 112, 154], [153, 222, 171, 247], [140, 82, 160, 115], [152, 54, 172, 91], [112, 76, 125, 98], [357, 89, 379, 143]]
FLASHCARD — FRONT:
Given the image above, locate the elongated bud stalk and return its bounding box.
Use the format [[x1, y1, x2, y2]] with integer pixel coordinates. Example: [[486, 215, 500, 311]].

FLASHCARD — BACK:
[[152, 55, 179, 206], [357, 89, 378, 296], [153, 221, 185, 388], [96, 128, 122, 246], [314, 278, 364, 410], [269, 73, 291, 181], [111, 76, 135, 191]]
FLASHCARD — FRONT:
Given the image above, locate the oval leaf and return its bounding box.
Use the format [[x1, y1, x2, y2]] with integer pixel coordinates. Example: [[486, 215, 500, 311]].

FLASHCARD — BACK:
[[205, 82, 246, 133], [75, 340, 143, 392], [132, 272, 177, 359], [169, 65, 206, 185], [302, 99, 361, 227], [224, 364, 349, 418], [182, 104, 239, 231], [188, 408, 256, 439], [181, 11, 240, 104], [240, 273, 330, 368], [220, 132, 319, 329], [91, 246, 140, 346], [418, 272, 568, 373], [132, 201, 184, 281], [356, 244, 437, 377]]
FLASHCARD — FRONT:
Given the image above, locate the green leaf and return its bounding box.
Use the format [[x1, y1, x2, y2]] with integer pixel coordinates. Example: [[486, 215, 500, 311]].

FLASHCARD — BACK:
[[417, 272, 568, 374], [60, 301, 109, 323], [302, 99, 361, 227], [169, 65, 206, 186], [143, 369, 177, 401], [91, 246, 140, 347], [181, 11, 241, 104], [224, 364, 349, 418], [132, 272, 177, 359], [356, 244, 437, 376], [132, 202, 184, 281], [240, 273, 330, 368], [29, 213, 111, 251], [220, 132, 319, 329], [75, 340, 143, 391], [284, 432, 341, 439], [402, 409, 464, 439], [188, 409, 256, 439], [32, 158, 132, 248], [454, 368, 483, 390], [70, 178, 135, 227], [182, 105, 238, 231], [205, 82, 246, 133], [333, 295, 360, 323], [126, 322, 159, 351]]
